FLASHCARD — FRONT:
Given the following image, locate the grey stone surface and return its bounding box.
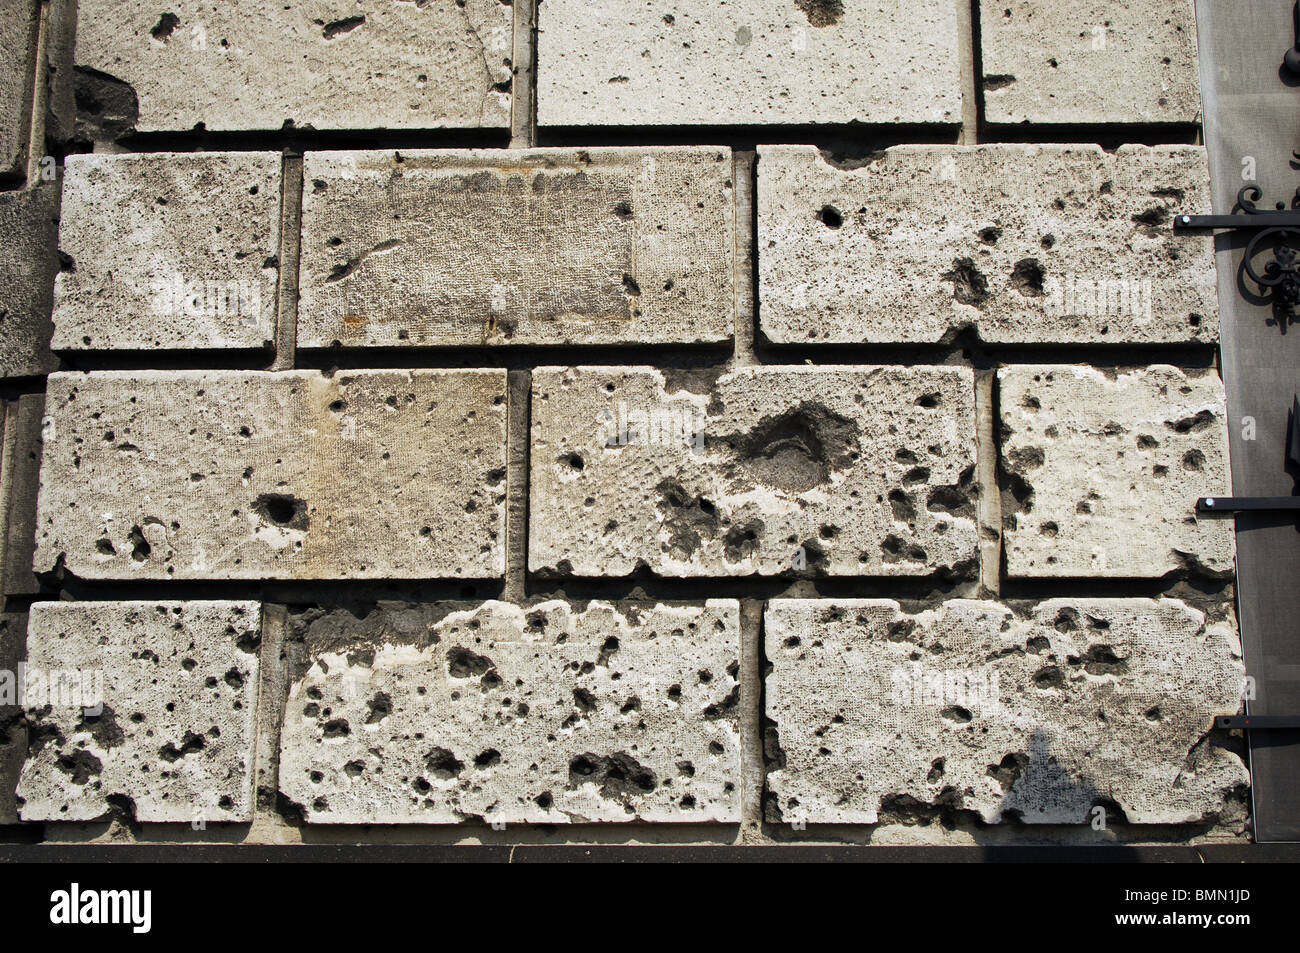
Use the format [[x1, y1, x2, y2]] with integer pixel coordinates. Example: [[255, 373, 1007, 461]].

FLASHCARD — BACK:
[[3, 393, 47, 596], [0, 183, 59, 378], [757, 144, 1217, 345], [999, 365, 1235, 579], [73, 0, 512, 133], [537, 0, 961, 126], [765, 598, 1247, 824], [44, 0, 77, 144], [529, 366, 978, 578], [52, 152, 281, 351], [981, 0, 1200, 125], [278, 599, 742, 824], [298, 148, 734, 348], [34, 370, 507, 580], [0, 0, 37, 180], [17, 600, 262, 823]]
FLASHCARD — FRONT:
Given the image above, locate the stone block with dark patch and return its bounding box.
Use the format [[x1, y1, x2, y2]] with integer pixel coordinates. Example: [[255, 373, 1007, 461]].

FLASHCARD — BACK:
[[765, 598, 1247, 824], [529, 366, 978, 578]]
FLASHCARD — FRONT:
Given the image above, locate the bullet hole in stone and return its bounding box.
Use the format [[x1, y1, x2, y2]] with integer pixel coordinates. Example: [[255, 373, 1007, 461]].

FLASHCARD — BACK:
[[253, 493, 308, 530], [365, 692, 391, 724], [983, 74, 1017, 90], [558, 451, 584, 472], [1075, 644, 1128, 676], [940, 705, 972, 723], [322, 718, 350, 738], [150, 13, 180, 41], [723, 519, 763, 561], [613, 200, 633, 220], [309, 770, 324, 783], [1010, 258, 1046, 297], [928, 758, 946, 783], [224, 667, 244, 689], [159, 731, 206, 762], [127, 525, 151, 562], [535, 791, 554, 809], [425, 747, 464, 779], [946, 258, 993, 306], [597, 636, 620, 665], [1166, 410, 1215, 434], [667, 683, 682, 700], [903, 466, 931, 485], [55, 749, 103, 784], [1033, 666, 1065, 689], [816, 205, 843, 228], [313, 797, 328, 812], [915, 391, 942, 409], [474, 749, 502, 768], [1182, 448, 1206, 471], [703, 685, 739, 720], [1189, 313, 1202, 327], [328, 399, 346, 413], [620, 696, 640, 713], [896, 448, 918, 464], [795, 0, 843, 27], [573, 688, 597, 712], [322, 15, 366, 39], [725, 403, 859, 493], [1131, 206, 1169, 230], [709, 740, 725, 755], [1039, 521, 1059, 538], [567, 751, 657, 802], [986, 752, 1028, 791], [95, 537, 116, 556], [978, 226, 1002, 244], [1145, 706, 1163, 722], [881, 535, 927, 563], [446, 646, 494, 678], [656, 478, 721, 559]]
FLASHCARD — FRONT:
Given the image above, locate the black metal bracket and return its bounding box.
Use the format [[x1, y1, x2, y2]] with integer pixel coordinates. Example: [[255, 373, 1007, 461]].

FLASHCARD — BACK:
[[1197, 495, 1300, 514], [1174, 182, 1300, 329], [1216, 715, 1300, 730]]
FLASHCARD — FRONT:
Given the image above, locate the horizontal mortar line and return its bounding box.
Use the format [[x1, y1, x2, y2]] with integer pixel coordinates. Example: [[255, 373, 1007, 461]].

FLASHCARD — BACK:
[[49, 345, 1222, 375], [69, 121, 1203, 157]]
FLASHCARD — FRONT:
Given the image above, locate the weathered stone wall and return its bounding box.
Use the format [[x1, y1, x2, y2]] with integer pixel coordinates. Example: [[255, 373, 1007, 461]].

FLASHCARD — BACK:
[[0, 0, 1249, 847]]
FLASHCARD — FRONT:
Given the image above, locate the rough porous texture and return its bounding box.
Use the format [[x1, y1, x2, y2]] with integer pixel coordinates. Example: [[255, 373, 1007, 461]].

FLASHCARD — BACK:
[[758, 145, 1217, 345], [530, 366, 978, 578], [17, 601, 261, 822], [0, 0, 37, 180], [980, 0, 1201, 125], [34, 371, 508, 580], [0, 182, 59, 378], [999, 365, 1234, 579], [52, 152, 281, 351], [538, 0, 961, 126], [298, 148, 734, 348], [72, 0, 513, 133], [279, 600, 741, 823], [766, 598, 1247, 824]]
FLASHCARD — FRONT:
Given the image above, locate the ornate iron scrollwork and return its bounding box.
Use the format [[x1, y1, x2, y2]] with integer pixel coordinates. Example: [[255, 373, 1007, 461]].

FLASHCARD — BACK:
[[1173, 176, 1300, 331]]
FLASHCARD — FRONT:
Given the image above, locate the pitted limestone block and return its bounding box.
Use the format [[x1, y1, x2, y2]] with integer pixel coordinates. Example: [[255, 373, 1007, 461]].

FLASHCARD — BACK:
[[999, 365, 1234, 578], [537, 0, 960, 126], [34, 370, 507, 580], [0, 183, 59, 378], [980, 1, 1199, 125], [298, 148, 734, 348], [765, 598, 1246, 824], [0, 0, 37, 179], [529, 366, 978, 578], [72, 0, 512, 133], [52, 152, 281, 351], [757, 145, 1216, 345], [16, 600, 261, 822], [278, 600, 741, 823]]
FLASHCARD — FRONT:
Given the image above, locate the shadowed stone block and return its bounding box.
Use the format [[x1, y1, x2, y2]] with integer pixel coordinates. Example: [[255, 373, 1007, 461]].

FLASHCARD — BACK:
[[17, 600, 261, 822], [999, 365, 1234, 578], [765, 598, 1246, 824], [298, 148, 734, 347], [0, 0, 37, 180], [758, 144, 1216, 345], [529, 365, 978, 578], [34, 370, 507, 580], [0, 183, 58, 378], [279, 600, 741, 823]]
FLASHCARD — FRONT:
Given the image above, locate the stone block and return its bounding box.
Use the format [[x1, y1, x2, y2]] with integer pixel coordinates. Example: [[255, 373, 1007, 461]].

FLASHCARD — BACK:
[[52, 152, 281, 351], [765, 597, 1246, 824], [757, 144, 1216, 345], [278, 599, 742, 823], [0, 0, 37, 180], [34, 370, 507, 580], [0, 183, 58, 378], [17, 600, 261, 822], [537, 0, 961, 126], [529, 365, 978, 578], [999, 365, 1235, 578], [298, 148, 734, 347]]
